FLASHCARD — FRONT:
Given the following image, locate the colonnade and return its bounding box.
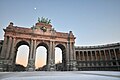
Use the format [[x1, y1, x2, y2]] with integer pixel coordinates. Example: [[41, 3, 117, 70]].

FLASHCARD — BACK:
[[75, 45, 120, 71], [76, 49, 120, 61]]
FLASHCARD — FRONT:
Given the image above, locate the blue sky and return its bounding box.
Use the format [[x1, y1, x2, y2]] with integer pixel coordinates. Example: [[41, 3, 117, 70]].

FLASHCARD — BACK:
[[0, 0, 120, 46]]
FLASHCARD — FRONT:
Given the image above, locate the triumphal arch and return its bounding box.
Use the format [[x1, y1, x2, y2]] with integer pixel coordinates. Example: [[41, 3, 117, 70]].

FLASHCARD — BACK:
[[0, 18, 77, 71]]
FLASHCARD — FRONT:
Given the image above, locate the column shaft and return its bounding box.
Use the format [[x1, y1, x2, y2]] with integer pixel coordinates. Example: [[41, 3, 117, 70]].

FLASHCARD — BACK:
[[1, 36, 8, 58], [95, 51, 98, 61], [91, 51, 93, 61], [91, 51, 94, 66], [113, 49, 117, 60], [47, 41, 52, 70], [66, 42, 69, 62], [104, 50, 107, 60], [99, 50, 102, 61], [33, 40, 36, 60], [29, 39, 33, 60], [52, 41, 55, 64], [86, 51, 89, 61], [70, 42, 73, 61], [113, 49, 119, 66], [83, 51, 85, 61], [72, 43, 76, 60], [27, 39, 36, 71], [78, 51, 80, 61], [6, 37, 12, 59], [10, 38, 16, 60], [108, 50, 112, 60], [66, 42, 70, 71]]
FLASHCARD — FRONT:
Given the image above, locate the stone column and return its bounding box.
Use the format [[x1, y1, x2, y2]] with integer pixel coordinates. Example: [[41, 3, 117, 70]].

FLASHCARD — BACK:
[[48, 41, 56, 71], [108, 50, 112, 60], [69, 42, 72, 70], [113, 49, 119, 67], [70, 42, 73, 61], [6, 38, 15, 71], [82, 51, 85, 67], [95, 51, 98, 61], [72, 43, 77, 71], [27, 39, 35, 71], [113, 49, 118, 60], [86, 51, 89, 61], [29, 39, 33, 60], [53, 42, 55, 64], [51, 41, 55, 71], [33, 40, 36, 69], [6, 37, 12, 59], [99, 50, 103, 66], [95, 51, 98, 66], [83, 51, 85, 61], [91, 51, 93, 66], [104, 50, 108, 66], [47, 41, 52, 71], [99, 51, 102, 60], [78, 51, 80, 61], [103, 50, 107, 60], [90, 51, 93, 61], [9, 38, 16, 61], [73, 44, 76, 60], [86, 51, 89, 66], [0, 36, 8, 58], [108, 50, 113, 66], [68, 42, 77, 71], [66, 42, 70, 71]]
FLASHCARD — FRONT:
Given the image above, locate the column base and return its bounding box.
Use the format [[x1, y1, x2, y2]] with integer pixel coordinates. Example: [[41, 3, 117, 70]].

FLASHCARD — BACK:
[[47, 64, 56, 71], [27, 67, 35, 71], [0, 59, 14, 72], [69, 60, 78, 71], [27, 59, 35, 71]]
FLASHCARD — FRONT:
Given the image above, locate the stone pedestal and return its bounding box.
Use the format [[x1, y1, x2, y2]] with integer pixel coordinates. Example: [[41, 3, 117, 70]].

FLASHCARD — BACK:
[[0, 60, 4, 71], [0, 59, 14, 71], [47, 59, 56, 71], [69, 60, 78, 71], [50, 65, 55, 71], [27, 60, 35, 71]]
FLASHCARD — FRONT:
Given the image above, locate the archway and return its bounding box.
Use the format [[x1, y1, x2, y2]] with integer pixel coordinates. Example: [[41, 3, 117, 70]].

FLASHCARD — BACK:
[[35, 46, 47, 70], [35, 42, 48, 71], [55, 44, 66, 71], [55, 47, 62, 64], [14, 41, 30, 71], [16, 45, 29, 66]]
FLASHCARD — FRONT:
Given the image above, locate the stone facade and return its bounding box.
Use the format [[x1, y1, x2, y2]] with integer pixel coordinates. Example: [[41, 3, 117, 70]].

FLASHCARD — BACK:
[[0, 22, 76, 71], [75, 43, 120, 71], [0, 22, 120, 71]]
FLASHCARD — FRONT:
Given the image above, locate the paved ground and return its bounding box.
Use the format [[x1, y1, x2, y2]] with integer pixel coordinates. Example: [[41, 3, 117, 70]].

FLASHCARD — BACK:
[[0, 71, 120, 80]]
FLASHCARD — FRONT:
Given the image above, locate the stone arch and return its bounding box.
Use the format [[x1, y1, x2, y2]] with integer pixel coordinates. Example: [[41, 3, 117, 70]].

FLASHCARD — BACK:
[[36, 42, 49, 49], [13, 40, 30, 64], [0, 22, 76, 71], [35, 42, 49, 70], [55, 43, 67, 71]]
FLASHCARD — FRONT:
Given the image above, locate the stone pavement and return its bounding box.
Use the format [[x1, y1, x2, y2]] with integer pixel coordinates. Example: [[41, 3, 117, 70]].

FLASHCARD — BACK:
[[0, 71, 120, 80]]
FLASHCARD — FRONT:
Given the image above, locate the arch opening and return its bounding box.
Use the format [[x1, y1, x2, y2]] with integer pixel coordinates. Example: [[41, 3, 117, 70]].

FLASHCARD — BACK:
[[14, 41, 30, 71], [55, 47, 62, 64], [35, 42, 48, 71], [55, 44, 66, 71]]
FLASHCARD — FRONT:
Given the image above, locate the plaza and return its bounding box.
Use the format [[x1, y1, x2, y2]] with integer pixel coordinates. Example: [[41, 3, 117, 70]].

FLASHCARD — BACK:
[[0, 71, 120, 80]]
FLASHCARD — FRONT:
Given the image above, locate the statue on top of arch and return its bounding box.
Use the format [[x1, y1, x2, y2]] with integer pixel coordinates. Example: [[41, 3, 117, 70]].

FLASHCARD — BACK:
[[38, 17, 51, 24], [31, 17, 52, 31]]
